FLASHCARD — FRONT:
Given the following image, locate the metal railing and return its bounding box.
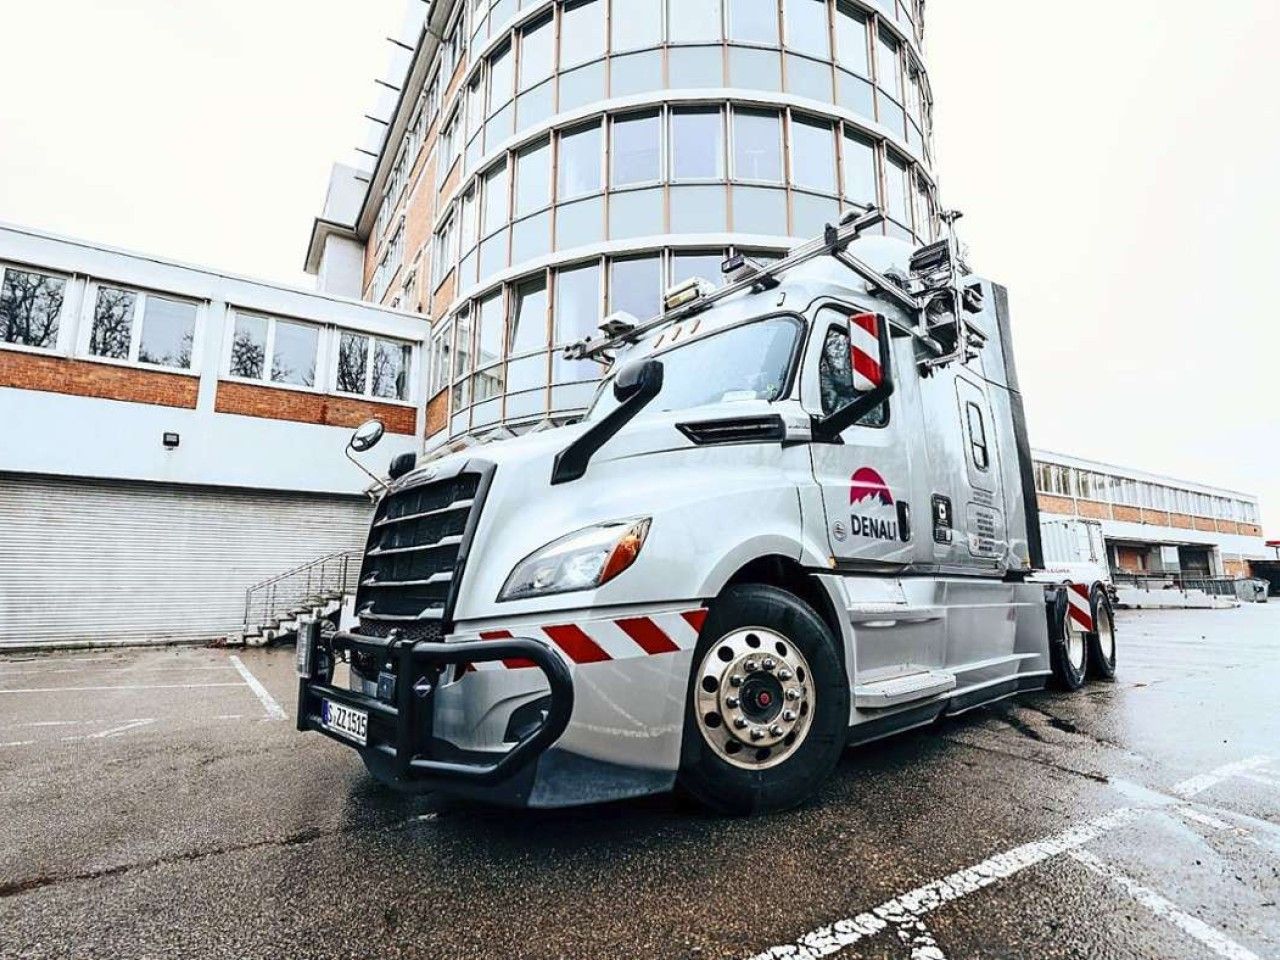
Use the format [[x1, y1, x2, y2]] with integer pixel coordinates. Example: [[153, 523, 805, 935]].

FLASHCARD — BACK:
[[242, 550, 363, 633]]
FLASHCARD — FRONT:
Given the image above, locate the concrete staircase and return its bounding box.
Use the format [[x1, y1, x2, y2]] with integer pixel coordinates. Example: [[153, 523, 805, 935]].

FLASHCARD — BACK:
[[231, 550, 361, 647]]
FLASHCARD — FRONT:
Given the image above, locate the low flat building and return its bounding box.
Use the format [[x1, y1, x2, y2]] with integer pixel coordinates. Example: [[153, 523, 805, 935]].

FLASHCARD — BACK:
[[1032, 449, 1265, 581], [0, 223, 425, 646]]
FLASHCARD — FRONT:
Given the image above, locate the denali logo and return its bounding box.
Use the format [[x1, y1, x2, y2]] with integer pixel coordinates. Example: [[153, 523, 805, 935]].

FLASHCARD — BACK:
[[850, 514, 898, 541], [849, 467, 901, 542]]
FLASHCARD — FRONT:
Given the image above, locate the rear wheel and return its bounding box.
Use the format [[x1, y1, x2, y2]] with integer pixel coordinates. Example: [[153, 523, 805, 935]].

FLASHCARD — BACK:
[[1086, 586, 1117, 680], [1049, 587, 1089, 690], [677, 584, 849, 815]]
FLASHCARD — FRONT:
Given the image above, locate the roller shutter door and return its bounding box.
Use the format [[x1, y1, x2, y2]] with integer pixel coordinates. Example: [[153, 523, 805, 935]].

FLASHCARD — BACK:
[[0, 474, 374, 645]]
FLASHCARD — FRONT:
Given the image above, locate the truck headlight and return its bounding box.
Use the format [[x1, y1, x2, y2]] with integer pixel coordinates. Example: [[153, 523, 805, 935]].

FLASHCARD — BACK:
[[499, 518, 651, 601]]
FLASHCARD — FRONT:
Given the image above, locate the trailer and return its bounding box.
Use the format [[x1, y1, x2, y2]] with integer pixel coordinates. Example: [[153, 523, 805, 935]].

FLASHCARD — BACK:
[[295, 208, 1118, 814]]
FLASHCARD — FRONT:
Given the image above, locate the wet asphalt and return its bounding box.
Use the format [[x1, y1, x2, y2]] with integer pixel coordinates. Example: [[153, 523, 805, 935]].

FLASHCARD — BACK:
[[0, 604, 1277, 960]]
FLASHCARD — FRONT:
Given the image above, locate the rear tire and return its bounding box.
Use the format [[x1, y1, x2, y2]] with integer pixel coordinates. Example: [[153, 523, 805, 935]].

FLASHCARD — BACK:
[[1086, 586, 1117, 680], [1049, 587, 1089, 691], [677, 584, 849, 816]]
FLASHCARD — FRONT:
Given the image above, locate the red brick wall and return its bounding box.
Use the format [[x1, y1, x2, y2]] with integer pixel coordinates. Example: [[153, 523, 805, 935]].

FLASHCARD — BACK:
[[1077, 499, 1111, 520], [0, 351, 198, 408], [215, 381, 416, 435], [1168, 512, 1194, 530], [1037, 494, 1074, 515], [1113, 505, 1143, 523], [425, 390, 448, 438], [1193, 516, 1216, 532]]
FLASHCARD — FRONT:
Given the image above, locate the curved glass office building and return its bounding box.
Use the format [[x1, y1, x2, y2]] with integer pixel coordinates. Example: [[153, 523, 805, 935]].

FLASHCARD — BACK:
[[307, 0, 936, 445]]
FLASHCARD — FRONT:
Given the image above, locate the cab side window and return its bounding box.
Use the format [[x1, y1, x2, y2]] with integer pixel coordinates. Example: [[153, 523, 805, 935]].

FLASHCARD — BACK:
[[818, 324, 888, 427]]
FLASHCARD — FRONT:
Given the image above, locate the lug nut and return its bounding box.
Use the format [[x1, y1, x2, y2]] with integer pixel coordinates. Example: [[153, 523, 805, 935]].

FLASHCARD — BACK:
[[750, 727, 765, 741], [778, 668, 793, 681], [762, 657, 777, 671], [733, 717, 749, 730], [725, 696, 740, 709], [729, 674, 744, 688], [744, 659, 759, 673], [783, 709, 797, 722], [769, 724, 784, 737], [786, 688, 801, 702]]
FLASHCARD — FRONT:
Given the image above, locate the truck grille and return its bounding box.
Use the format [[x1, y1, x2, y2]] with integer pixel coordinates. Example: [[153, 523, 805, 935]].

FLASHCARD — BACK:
[[354, 470, 484, 641]]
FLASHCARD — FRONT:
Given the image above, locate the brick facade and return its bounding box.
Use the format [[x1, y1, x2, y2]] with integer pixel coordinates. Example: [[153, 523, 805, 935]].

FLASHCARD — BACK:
[[425, 390, 448, 438], [1037, 493, 1074, 515], [214, 381, 417, 435], [1077, 499, 1111, 520], [0, 350, 198, 409]]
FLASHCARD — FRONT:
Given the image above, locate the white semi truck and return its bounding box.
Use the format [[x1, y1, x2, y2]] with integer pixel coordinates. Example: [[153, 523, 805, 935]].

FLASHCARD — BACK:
[[296, 209, 1117, 814]]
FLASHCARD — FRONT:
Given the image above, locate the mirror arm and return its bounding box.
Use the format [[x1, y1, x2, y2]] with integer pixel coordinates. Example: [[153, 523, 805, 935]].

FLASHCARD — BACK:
[[345, 443, 389, 495], [551, 373, 662, 485], [812, 327, 896, 442]]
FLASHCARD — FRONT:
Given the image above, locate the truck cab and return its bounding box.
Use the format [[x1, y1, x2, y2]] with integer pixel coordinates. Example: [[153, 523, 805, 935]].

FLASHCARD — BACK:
[[296, 212, 1117, 813]]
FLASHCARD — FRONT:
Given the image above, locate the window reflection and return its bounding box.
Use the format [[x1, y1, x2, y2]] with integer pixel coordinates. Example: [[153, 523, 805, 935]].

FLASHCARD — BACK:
[[560, 0, 605, 69], [671, 108, 724, 181], [728, 0, 779, 45], [610, 255, 662, 319], [668, 0, 722, 44], [558, 122, 602, 199], [611, 111, 662, 186], [732, 109, 783, 182]]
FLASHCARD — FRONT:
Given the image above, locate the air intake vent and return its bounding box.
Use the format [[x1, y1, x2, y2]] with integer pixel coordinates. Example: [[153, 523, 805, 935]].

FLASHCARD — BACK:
[[676, 415, 786, 446]]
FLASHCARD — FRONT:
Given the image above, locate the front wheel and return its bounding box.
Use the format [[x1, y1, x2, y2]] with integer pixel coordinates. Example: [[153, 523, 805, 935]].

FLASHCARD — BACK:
[[677, 584, 849, 815]]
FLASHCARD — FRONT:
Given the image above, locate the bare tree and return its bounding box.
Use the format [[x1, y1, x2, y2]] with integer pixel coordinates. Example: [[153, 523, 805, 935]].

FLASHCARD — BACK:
[[1, 270, 65, 347], [89, 288, 135, 359], [336, 334, 368, 393]]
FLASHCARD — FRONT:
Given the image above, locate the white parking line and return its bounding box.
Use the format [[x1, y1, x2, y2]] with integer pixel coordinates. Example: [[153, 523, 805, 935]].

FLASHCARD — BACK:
[[0, 665, 237, 676], [0, 683, 246, 694], [1068, 850, 1260, 960], [229, 655, 286, 720], [743, 755, 1272, 960]]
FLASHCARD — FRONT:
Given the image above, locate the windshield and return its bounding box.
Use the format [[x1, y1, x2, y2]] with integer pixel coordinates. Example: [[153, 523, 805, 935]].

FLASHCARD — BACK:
[[587, 315, 802, 421]]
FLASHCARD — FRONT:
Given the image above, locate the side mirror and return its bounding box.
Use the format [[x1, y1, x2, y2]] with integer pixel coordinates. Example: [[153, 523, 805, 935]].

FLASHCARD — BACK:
[[613, 358, 664, 403], [552, 359, 664, 485], [814, 312, 895, 441], [349, 418, 385, 453]]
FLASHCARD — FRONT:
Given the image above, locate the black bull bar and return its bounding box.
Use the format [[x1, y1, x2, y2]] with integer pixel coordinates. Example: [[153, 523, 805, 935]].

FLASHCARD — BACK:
[[296, 623, 574, 785]]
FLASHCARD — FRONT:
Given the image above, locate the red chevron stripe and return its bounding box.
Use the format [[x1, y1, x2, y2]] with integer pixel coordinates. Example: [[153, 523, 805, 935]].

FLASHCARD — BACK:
[[616, 616, 679, 655], [543, 623, 611, 664], [682, 608, 708, 634], [479, 629, 535, 669]]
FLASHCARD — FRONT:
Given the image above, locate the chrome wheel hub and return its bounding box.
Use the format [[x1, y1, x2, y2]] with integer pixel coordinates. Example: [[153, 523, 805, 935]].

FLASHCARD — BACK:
[[694, 627, 813, 770]]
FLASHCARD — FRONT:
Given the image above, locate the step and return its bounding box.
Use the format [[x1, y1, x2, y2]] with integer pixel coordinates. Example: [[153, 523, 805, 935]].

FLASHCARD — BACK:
[[854, 670, 956, 709]]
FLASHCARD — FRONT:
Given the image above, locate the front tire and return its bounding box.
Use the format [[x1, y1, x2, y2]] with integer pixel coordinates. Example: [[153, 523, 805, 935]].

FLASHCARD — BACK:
[[677, 584, 849, 815]]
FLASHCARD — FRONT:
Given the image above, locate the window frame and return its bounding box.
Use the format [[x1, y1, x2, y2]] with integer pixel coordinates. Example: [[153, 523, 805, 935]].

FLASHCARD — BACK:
[[0, 262, 72, 356], [79, 279, 202, 374], [223, 309, 324, 393], [333, 329, 417, 404]]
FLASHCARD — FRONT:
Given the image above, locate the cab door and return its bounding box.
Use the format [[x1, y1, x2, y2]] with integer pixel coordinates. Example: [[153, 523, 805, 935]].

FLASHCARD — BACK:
[[803, 304, 916, 568], [954, 374, 1008, 569]]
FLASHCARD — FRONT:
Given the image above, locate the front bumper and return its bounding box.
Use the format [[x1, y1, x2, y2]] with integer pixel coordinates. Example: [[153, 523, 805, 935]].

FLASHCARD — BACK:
[[296, 622, 573, 788]]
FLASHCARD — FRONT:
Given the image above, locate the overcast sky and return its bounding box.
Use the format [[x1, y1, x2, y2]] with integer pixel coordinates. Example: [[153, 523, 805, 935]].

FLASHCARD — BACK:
[[0, 0, 1275, 533]]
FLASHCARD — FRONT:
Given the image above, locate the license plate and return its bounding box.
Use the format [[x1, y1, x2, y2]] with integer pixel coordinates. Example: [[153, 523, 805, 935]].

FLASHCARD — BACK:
[[320, 698, 368, 746]]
